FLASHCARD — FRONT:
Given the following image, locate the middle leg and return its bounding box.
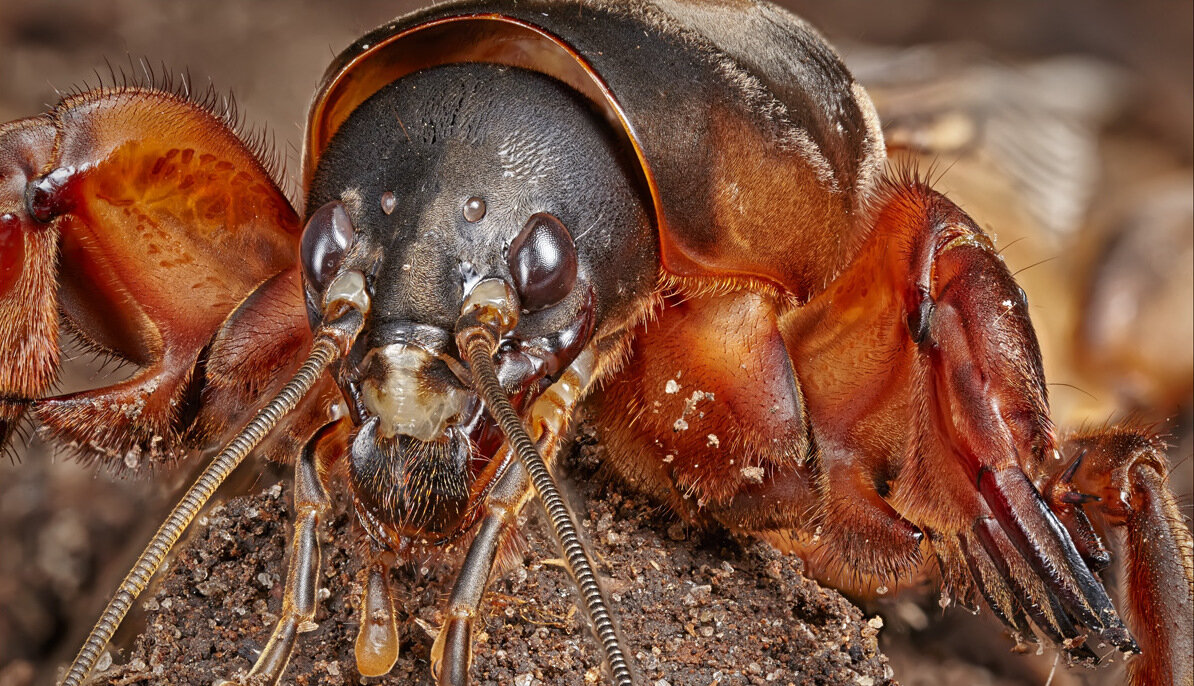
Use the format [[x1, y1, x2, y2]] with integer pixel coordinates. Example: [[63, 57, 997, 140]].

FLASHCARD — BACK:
[[591, 288, 813, 527], [592, 285, 925, 594]]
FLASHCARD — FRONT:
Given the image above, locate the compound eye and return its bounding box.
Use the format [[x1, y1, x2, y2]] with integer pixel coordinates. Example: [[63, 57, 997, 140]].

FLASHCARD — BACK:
[[507, 212, 577, 312], [301, 200, 355, 289]]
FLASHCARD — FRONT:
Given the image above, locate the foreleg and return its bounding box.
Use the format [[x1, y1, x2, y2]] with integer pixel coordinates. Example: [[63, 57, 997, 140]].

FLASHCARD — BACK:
[[0, 119, 59, 448], [787, 177, 1147, 664], [592, 285, 926, 593]]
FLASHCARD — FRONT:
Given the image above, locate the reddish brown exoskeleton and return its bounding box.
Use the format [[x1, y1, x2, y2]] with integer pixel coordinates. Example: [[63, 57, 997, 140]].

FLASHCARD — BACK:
[[1, 1, 1190, 685]]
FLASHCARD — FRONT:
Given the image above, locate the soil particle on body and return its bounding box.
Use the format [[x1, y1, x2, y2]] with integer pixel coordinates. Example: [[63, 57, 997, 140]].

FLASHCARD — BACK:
[[95, 434, 895, 686]]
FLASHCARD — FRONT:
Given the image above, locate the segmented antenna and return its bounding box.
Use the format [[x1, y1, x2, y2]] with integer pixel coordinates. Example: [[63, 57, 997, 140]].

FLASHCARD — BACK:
[[460, 329, 635, 686]]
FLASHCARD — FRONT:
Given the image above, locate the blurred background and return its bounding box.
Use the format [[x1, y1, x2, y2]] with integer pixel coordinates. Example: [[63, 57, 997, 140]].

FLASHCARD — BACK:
[[0, 1, 1189, 685]]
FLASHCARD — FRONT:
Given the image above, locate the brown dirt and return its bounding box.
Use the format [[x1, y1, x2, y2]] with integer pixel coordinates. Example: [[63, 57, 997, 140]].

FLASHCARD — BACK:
[[91, 430, 895, 686]]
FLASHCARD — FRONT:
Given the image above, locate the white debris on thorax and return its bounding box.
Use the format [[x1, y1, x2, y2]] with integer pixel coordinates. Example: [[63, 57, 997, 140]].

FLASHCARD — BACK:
[[671, 387, 715, 433], [740, 465, 765, 484]]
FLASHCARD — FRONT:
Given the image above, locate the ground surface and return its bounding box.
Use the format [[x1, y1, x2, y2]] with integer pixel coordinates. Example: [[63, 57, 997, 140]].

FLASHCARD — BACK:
[[92, 434, 894, 686]]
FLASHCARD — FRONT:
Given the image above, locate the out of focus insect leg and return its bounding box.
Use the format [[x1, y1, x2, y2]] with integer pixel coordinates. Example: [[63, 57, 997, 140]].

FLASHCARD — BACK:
[[220, 425, 337, 686], [1045, 429, 1193, 686], [0, 118, 60, 451]]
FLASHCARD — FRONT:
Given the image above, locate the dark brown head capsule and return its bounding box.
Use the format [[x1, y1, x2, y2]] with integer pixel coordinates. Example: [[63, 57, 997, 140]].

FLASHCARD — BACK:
[[297, 0, 885, 590], [303, 59, 657, 549], [306, 1, 884, 301]]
